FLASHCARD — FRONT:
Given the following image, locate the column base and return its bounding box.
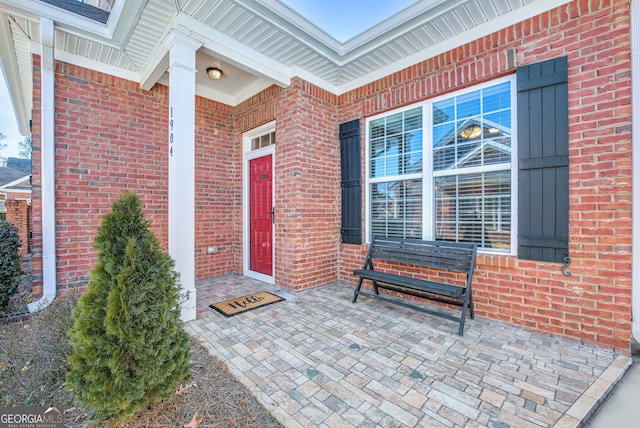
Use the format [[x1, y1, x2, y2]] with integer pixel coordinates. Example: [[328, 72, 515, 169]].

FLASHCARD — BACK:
[[181, 288, 197, 322]]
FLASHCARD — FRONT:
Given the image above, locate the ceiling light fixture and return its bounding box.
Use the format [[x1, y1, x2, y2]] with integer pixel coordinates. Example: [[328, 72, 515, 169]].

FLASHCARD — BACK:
[[206, 67, 223, 80]]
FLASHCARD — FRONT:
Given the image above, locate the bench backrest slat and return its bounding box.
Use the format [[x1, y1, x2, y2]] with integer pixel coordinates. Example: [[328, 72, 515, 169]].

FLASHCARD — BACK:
[[368, 236, 476, 274]]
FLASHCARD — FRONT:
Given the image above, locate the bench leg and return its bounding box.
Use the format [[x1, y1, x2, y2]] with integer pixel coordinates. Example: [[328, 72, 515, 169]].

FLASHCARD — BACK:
[[352, 278, 364, 303], [458, 300, 468, 335], [372, 281, 380, 296], [352, 278, 381, 303], [468, 291, 475, 320]]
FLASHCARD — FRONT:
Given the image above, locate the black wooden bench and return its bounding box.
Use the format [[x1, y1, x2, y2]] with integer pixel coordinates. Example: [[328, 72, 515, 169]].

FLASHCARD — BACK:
[[352, 236, 478, 335]]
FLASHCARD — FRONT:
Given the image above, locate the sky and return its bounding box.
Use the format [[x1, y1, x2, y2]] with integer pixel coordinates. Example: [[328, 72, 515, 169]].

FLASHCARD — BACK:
[[0, 71, 24, 159], [281, 0, 417, 42], [0, 0, 419, 159]]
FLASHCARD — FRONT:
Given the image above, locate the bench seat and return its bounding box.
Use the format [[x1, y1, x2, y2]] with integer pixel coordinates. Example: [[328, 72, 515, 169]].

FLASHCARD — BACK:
[[352, 269, 464, 298], [352, 236, 477, 335]]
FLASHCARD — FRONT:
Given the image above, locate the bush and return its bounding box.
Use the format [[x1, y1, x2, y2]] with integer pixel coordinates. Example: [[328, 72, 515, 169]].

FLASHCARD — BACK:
[[0, 220, 22, 314], [66, 192, 191, 423]]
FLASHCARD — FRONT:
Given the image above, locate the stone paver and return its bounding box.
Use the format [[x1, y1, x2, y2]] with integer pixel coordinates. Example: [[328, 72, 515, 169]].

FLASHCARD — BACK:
[[188, 274, 631, 428]]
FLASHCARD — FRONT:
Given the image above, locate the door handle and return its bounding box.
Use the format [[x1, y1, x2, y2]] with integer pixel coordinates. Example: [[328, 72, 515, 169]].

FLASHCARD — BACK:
[[269, 208, 275, 224]]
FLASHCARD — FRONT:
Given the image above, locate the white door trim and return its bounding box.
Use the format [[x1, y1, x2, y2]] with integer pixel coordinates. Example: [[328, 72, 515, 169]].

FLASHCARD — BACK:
[[242, 122, 276, 284]]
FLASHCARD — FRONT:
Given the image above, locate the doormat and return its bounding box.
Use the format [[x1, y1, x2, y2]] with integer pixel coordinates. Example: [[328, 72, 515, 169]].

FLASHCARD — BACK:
[[209, 291, 285, 317]]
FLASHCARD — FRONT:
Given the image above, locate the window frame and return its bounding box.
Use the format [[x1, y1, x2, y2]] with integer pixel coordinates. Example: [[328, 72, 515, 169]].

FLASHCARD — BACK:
[[365, 75, 518, 254]]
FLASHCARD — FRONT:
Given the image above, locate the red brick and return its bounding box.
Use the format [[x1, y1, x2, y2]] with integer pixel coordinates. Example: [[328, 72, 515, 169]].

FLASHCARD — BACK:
[[28, 0, 634, 353]]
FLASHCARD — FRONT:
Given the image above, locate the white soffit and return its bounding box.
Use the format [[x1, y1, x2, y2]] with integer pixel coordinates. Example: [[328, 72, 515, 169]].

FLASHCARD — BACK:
[[0, 0, 146, 46], [1, 12, 32, 133], [0, 0, 573, 111]]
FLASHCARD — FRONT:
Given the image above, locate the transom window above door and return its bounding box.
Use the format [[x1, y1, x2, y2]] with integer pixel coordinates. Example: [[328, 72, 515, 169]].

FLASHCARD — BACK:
[[251, 131, 276, 151]]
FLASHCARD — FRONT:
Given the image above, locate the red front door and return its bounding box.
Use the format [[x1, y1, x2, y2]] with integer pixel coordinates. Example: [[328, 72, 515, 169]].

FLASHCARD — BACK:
[[249, 155, 273, 276]]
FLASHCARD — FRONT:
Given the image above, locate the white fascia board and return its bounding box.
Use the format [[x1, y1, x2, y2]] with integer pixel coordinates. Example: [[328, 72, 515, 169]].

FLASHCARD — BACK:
[[30, 41, 140, 83], [0, 0, 146, 49], [194, 81, 239, 107], [159, 73, 275, 107], [0, 189, 31, 195], [333, 0, 574, 95], [239, 0, 342, 60], [48, 0, 146, 48], [0, 11, 29, 135], [175, 13, 291, 89], [139, 13, 179, 91], [104, 0, 147, 48], [157, 73, 237, 106], [341, 0, 454, 54], [290, 65, 341, 95], [0, 0, 111, 37], [140, 51, 168, 91], [229, 78, 275, 106]]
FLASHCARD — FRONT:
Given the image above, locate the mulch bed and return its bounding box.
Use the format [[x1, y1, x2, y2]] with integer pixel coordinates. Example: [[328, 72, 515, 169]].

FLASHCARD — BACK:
[[67, 337, 283, 428], [1, 256, 284, 427]]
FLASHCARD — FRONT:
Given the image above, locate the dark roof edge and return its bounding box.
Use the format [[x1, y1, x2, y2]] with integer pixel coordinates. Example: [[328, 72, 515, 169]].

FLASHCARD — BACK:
[[38, 0, 110, 24]]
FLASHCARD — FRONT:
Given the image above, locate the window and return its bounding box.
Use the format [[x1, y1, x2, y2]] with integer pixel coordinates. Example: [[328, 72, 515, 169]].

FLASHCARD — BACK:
[[366, 77, 516, 252], [369, 108, 423, 238], [251, 131, 276, 150]]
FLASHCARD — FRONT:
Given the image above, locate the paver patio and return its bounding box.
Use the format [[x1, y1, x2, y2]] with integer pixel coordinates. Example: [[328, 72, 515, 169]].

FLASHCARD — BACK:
[[186, 275, 631, 428]]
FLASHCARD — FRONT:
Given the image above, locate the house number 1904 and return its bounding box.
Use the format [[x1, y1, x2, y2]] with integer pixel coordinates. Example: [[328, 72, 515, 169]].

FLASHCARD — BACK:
[[169, 106, 174, 157]]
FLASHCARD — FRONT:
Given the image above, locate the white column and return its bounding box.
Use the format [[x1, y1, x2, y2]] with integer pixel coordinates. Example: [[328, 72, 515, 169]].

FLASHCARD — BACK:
[[163, 31, 202, 322]]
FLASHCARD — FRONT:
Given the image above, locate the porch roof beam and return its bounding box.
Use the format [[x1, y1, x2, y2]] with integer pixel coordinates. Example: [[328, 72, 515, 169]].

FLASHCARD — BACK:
[[175, 13, 291, 89]]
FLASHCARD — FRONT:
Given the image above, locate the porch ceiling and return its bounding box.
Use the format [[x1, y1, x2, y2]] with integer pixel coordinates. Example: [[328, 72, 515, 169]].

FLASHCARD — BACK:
[[0, 0, 569, 133]]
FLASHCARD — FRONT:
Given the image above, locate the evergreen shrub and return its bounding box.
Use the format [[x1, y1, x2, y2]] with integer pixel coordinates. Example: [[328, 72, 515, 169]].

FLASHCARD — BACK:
[[0, 220, 22, 314], [66, 191, 191, 423]]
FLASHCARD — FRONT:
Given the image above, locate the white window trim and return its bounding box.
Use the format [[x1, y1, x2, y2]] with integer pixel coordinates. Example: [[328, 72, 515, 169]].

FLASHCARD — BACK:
[[365, 75, 518, 255], [365, 103, 427, 243]]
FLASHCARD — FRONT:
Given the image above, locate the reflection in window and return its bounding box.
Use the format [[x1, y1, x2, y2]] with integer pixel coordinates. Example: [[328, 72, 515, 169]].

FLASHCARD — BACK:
[[370, 108, 422, 178], [435, 171, 511, 249], [371, 179, 422, 238], [433, 81, 511, 172], [366, 78, 514, 251], [369, 107, 423, 238], [432, 81, 512, 249]]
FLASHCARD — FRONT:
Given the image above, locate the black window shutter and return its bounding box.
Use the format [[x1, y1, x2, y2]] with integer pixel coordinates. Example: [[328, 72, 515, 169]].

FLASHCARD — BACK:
[[517, 56, 569, 263], [339, 119, 362, 245]]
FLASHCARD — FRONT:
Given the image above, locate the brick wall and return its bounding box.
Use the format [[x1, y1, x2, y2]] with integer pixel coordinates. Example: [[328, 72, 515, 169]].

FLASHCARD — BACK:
[[29, 0, 633, 351], [4, 199, 31, 256], [31, 58, 248, 296], [194, 96, 238, 279], [337, 0, 633, 352], [275, 79, 340, 289], [235, 79, 340, 290], [32, 68, 343, 292], [31, 58, 171, 296]]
